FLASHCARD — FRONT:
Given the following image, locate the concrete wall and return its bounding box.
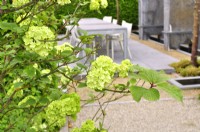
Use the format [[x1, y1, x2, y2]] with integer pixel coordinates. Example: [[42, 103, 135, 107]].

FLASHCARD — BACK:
[[139, 0, 164, 40], [139, 0, 200, 50], [163, 0, 194, 49]]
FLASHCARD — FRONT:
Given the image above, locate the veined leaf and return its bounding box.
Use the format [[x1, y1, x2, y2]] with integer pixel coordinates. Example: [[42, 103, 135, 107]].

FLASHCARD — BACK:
[[129, 86, 146, 102], [78, 82, 87, 88], [134, 68, 169, 84], [129, 78, 136, 85], [23, 66, 36, 78], [157, 82, 183, 102], [0, 22, 23, 33], [143, 88, 160, 101]]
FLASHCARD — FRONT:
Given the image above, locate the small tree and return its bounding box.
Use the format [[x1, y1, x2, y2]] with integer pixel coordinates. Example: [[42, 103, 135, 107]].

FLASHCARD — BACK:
[[191, 0, 200, 66]]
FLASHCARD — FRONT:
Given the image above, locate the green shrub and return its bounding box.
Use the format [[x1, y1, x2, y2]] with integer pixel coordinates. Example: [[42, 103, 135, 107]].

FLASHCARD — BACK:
[[170, 59, 191, 70], [179, 65, 200, 77], [170, 59, 200, 76]]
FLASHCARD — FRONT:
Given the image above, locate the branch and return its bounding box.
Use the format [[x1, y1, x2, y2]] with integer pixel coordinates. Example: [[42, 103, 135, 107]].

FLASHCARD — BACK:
[[0, 1, 37, 15]]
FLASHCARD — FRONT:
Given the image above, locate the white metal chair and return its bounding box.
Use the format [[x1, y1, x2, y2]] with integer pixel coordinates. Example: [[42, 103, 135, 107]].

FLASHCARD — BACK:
[[112, 19, 117, 25], [71, 26, 97, 60], [106, 20, 133, 60], [103, 16, 112, 23]]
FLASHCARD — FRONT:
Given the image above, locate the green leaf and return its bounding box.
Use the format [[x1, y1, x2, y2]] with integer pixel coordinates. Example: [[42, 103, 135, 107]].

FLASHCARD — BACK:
[[129, 86, 146, 102], [24, 66, 36, 78], [143, 88, 160, 101], [14, 82, 24, 89], [84, 48, 93, 54], [0, 22, 23, 33], [76, 63, 87, 70], [157, 82, 183, 102], [39, 97, 50, 105], [114, 84, 126, 90], [49, 89, 61, 100], [129, 78, 136, 85], [78, 82, 87, 88], [26, 98, 37, 106], [61, 50, 73, 56], [134, 67, 169, 84]]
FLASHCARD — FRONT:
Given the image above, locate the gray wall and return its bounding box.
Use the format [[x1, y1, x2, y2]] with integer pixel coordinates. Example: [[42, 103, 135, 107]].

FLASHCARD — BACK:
[[163, 0, 194, 49], [139, 0, 164, 39], [139, 0, 200, 50]]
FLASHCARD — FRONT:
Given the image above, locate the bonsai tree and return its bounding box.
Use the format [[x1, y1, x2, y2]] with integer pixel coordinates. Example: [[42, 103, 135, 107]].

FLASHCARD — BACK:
[[0, 0, 182, 131]]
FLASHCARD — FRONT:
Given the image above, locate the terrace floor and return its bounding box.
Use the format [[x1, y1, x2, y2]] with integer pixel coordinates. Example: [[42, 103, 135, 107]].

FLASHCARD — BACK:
[[58, 33, 185, 74]]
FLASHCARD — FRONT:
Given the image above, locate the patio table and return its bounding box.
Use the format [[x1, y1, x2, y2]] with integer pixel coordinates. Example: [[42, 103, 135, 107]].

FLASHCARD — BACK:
[[78, 18, 128, 59]]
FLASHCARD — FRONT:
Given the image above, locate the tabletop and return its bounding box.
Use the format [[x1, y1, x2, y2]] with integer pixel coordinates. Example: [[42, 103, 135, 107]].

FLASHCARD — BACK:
[[78, 18, 128, 59]]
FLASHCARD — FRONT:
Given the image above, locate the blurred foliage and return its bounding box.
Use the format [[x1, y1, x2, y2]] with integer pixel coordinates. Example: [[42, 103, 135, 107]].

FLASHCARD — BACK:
[[54, 0, 138, 33]]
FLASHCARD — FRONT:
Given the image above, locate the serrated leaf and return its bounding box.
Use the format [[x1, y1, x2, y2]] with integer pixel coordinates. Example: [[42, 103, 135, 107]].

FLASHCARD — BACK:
[[157, 82, 183, 102], [143, 88, 160, 101], [129, 86, 146, 102], [135, 68, 169, 84], [78, 82, 87, 88]]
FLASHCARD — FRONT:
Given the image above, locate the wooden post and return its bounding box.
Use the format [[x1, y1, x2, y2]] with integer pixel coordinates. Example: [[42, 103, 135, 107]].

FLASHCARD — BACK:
[[115, 0, 120, 24], [191, 0, 200, 67]]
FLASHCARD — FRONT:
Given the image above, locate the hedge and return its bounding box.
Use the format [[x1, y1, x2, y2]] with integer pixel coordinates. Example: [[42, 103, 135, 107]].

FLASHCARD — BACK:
[[55, 0, 138, 27]]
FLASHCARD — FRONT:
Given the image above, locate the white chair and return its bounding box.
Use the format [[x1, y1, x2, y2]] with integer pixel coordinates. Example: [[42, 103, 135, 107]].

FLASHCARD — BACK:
[[103, 16, 112, 23], [71, 26, 97, 60], [112, 19, 117, 25], [106, 20, 133, 60]]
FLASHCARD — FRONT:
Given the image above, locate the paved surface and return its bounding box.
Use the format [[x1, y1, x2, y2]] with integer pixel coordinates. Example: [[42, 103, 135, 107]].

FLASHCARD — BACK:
[[58, 34, 178, 73]]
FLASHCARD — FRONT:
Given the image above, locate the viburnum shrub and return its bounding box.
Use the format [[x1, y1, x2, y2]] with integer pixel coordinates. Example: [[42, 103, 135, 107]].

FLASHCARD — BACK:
[[0, 0, 182, 132]]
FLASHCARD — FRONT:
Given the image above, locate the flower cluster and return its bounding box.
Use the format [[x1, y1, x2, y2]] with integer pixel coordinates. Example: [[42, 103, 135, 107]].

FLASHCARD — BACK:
[[118, 59, 133, 77], [12, 0, 29, 7], [55, 0, 71, 5], [55, 42, 73, 54], [90, 0, 108, 10], [72, 120, 97, 132], [23, 26, 55, 56], [45, 93, 80, 129], [16, 14, 38, 27], [86, 56, 118, 90]]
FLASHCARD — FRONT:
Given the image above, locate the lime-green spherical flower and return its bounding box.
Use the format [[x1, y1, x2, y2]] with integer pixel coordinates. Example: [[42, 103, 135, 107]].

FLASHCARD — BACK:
[[23, 26, 56, 56], [12, 0, 29, 7]]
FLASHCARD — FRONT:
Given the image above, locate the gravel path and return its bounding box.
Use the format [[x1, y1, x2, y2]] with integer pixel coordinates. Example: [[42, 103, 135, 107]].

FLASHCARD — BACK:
[[68, 35, 200, 132]]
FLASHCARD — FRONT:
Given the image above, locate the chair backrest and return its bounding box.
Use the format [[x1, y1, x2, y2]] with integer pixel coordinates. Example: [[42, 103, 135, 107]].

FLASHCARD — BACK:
[[71, 26, 81, 45], [103, 16, 112, 23], [112, 19, 117, 25], [122, 20, 132, 38]]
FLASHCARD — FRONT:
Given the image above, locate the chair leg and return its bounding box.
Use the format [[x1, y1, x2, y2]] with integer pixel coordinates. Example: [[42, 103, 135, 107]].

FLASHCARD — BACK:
[[106, 39, 110, 56], [120, 40, 132, 60], [119, 40, 124, 52], [128, 46, 132, 60], [93, 41, 96, 60], [111, 41, 114, 60]]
